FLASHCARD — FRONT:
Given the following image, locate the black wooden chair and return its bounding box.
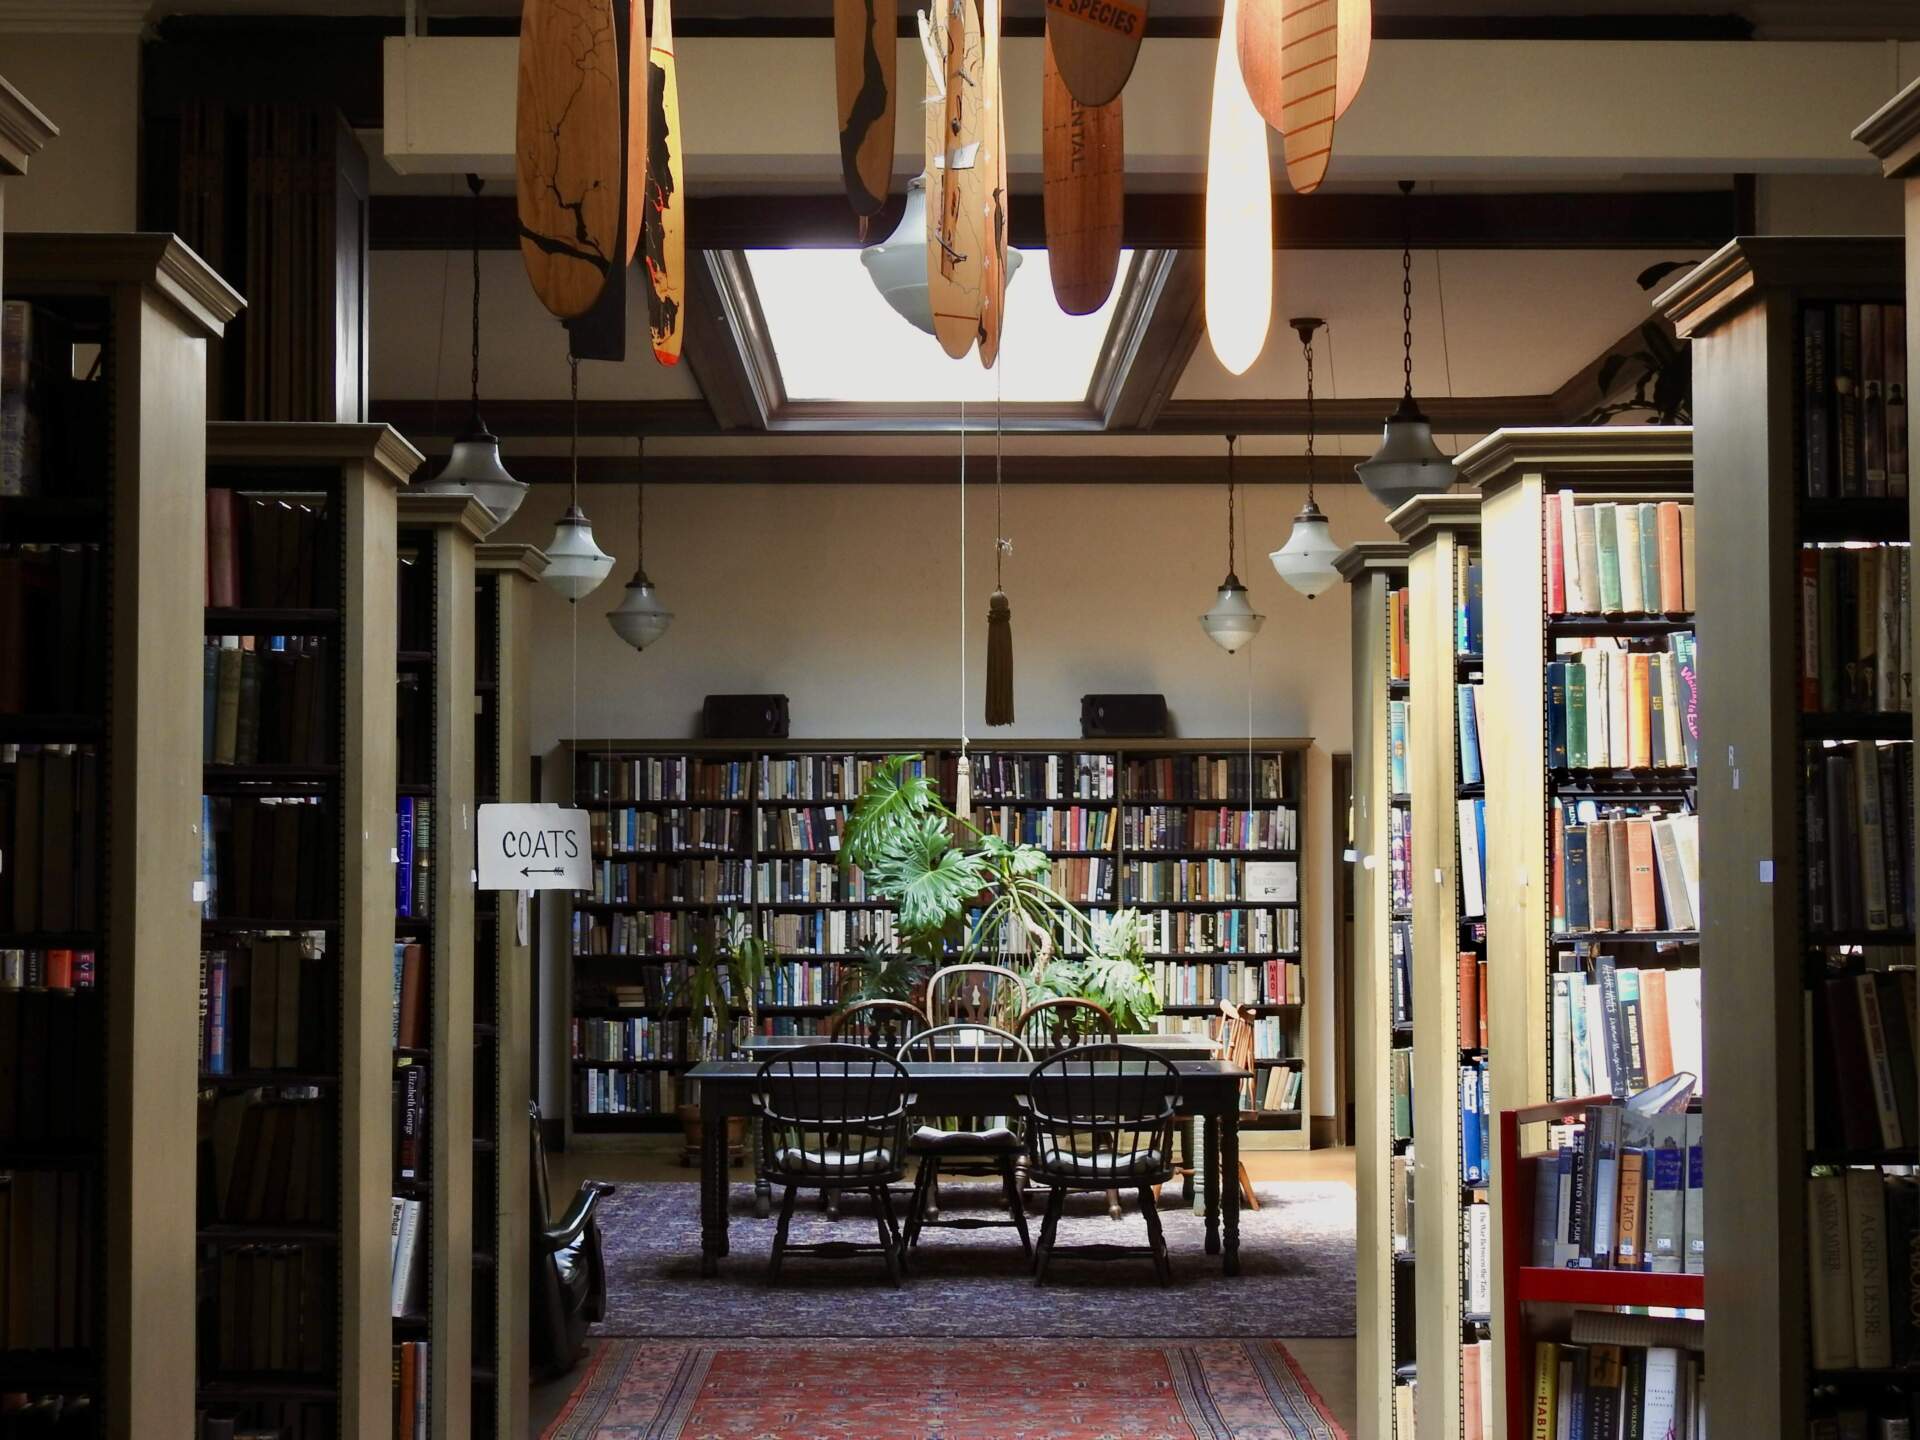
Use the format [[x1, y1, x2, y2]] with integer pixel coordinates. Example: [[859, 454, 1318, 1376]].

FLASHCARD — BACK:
[[896, 1023, 1033, 1263], [1021, 1045, 1181, 1285], [529, 1103, 616, 1380], [826, 997, 928, 1051], [1014, 997, 1125, 1220], [925, 962, 1029, 1030], [753, 1043, 914, 1285]]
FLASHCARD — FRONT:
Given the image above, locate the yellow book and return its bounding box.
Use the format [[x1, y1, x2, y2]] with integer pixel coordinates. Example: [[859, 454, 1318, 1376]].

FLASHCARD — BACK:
[[1628, 653, 1651, 769], [1531, 1341, 1560, 1440]]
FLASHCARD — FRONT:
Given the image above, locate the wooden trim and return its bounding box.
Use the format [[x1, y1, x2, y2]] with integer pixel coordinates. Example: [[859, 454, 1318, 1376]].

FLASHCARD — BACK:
[[398, 489, 497, 540], [209, 420, 423, 485], [1385, 491, 1483, 549], [5, 232, 244, 336], [1656, 236, 1906, 339], [1334, 539, 1412, 580], [685, 250, 777, 431], [1854, 75, 1920, 179], [0, 74, 57, 176], [1456, 424, 1695, 495], [475, 541, 552, 582], [1093, 251, 1205, 431]]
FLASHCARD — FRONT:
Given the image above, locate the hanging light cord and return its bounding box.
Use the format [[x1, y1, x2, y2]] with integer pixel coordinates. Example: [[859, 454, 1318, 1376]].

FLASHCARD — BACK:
[[569, 356, 582, 510], [1225, 434, 1239, 574], [1399, 178, 1415, 403], [958, 396, 968, 757], [1302, 334, 1319, 505], [568, 352, 581, 802], [994, 363, 1006, 589], [469, 173, 484, 418], [635, 435, 646, 572]]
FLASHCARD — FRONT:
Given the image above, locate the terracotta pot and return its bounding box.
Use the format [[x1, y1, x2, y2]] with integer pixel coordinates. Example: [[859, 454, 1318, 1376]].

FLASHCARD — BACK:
[[677, 1104, 747, 1167]]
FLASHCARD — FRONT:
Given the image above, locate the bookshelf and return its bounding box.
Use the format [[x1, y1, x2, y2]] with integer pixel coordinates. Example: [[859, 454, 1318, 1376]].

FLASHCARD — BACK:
[[1459, 425, 1698, 1438], [469, 542, 546, 1440], [196, 423, 412, 1440], [564, 738, 1310, 1147], [1386, 494, 1488, 1440], [0, 237, 237, 1438], [393, 493, 486, 1440], [1658, 237, 1908, 1435], [1339, 539, 1415, 1440]]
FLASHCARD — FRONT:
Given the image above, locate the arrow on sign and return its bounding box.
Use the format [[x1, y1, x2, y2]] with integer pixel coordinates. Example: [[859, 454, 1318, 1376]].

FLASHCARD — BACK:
[[521, 866, 565, 877]]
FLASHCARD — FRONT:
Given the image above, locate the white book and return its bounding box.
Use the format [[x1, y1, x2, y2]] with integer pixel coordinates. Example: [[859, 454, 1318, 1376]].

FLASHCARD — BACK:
[[1670, 813, 1702, 931], [1665, 967, 1704, 1092], [1475, 1339, 1493, 1440], [1618, 503, 1645, 614], [1845, 1167, 1893, 1369], [1465, 1201, 1492, 1315], [391, 1196, 424, 1318], [1585, 982, 1614, 1096], [1855, 973, 1906, 1148], [1808, 1172, 1857, 1369], [1608, 648, 1631, 768], [1459, 798, 1486, 919], [1659, 653, 1686, 765], [1649, 816, 1694, 932], [1551, 974, 1574, 1100], [1570, 977, 1596, 1097], [1643, 1347, 1681, 1440], [1560, 488, 1585, 613], [1556, 1356, 1576, 1439]]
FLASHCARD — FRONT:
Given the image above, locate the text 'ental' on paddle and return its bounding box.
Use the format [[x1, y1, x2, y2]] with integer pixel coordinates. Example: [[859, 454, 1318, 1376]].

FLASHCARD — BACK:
[[476, 803, 592, 891]]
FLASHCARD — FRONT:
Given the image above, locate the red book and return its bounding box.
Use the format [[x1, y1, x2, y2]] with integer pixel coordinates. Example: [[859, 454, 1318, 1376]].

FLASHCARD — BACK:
[[44, 948, 71, 990], [1457, 952, 1479, 1050], [207, 487, 238, 608], [1545, 490, 1565, 615]]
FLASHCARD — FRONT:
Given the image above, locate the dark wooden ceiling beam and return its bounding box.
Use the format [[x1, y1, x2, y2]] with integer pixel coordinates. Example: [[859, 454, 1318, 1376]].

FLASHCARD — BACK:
[[424, 452, 1360, 485], [370, 188, 1737, 253]]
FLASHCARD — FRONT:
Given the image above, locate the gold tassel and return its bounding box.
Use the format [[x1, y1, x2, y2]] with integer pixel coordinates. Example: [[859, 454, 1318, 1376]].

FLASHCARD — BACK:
[[985, 589, 1014, 726]]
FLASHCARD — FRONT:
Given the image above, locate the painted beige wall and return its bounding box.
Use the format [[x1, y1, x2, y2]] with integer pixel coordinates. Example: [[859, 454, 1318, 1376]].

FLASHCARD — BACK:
[[492, 477, 1400, 1122], [0, 35, 137, 232]]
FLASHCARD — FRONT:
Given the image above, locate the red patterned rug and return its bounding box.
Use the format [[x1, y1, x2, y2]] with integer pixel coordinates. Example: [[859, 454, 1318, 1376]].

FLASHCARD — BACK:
[[541, 1338, 1348, 1439]]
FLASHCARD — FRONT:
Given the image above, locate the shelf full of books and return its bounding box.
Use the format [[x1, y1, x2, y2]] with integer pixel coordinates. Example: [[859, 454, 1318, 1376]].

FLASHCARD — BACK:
[[566, 739, 1309, 1144], [196, 423, 414, 1440], [1661, 235, 1909, 1437], [2, 237, 240, 1439], [1340, 540, 1417, 1440]]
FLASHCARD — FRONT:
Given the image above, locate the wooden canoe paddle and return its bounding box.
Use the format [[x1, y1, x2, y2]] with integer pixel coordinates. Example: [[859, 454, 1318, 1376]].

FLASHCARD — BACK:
[[835, 0, 898, 216], [1237, 0, 1368, 190], [624, 0, 647, 263], [1275, 0, 1338, 192], [515, 0, 624, 319], [1043, 0, 1146, 108], [977, 0, 1006, 368], [644, 0, 686, 364], [1041, 30, 1122, 316], [929, 0, 987, 361]]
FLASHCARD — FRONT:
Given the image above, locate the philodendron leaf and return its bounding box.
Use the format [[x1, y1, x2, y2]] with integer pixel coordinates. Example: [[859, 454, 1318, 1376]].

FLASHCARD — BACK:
[[865, 812, 989, 934], [843, 754, 940, 872]]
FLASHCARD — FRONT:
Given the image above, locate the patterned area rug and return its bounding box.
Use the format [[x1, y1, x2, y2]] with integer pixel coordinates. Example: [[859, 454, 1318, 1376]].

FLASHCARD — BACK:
[[542, 1338, 1348, 1439], [592, 1180, 1355, 1339]]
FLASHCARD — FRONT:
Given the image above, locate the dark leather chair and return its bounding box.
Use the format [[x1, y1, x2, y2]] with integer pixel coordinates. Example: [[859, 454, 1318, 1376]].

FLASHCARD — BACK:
[[529, 1103, 615, 1380]]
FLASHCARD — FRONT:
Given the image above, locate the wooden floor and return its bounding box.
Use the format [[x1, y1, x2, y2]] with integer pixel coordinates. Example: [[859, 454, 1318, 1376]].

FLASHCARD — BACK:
[[531, 1145, 1358, 1437]]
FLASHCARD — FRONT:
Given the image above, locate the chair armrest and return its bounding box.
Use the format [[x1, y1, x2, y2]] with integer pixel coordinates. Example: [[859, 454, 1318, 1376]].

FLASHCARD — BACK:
[[757, 1105, 911, 1130], [539, 1180, 616, 1254]]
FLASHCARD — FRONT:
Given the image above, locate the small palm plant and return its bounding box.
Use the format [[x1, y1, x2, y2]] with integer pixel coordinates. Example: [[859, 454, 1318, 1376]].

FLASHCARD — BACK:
[[682, 910, 774, 1061]]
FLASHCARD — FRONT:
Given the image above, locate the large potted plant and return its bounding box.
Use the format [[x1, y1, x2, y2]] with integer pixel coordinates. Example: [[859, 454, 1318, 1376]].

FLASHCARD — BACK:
[[675, 910, 773, 1165], [842, 755, 1160, 1031]]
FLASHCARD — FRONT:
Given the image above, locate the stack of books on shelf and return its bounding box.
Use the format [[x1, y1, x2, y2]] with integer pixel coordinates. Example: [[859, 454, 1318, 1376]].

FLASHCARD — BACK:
[[202, 637, 335, 768], [597, 804, 745, 853], [1547, 633, 1700, 773], [390, 1336, 428, 1440], [205, 488, 335, 611], [761, 910, 897, 955], [754, 858, 872, 903], [585, 754, 754, 803], [1799, 544, 1911, 714], [1548, 493, 1696, 618], [2, 299, 108, 500], [1805, 741, 1915, 935], [199, 1090, 337, 1226], [756, 805, 841, 853], [0, 1169, 96, 1354], [762, 753, 918, 799], [0, 547, 104, 716], [1122, 806, 1295, 852], [1527, 1099, 1705, 1274], [1801, 300, 1908, 500], [198, 934, 334, 1077], [1550, 951, 1703, 1101], [1554, 802, 1700, 935], [1808, 960, 1918, 1154], [577, 1068, 680, 1117], [1807, 1166, 1920, 1395], [1, 743, 100, 934], [972, 804, 1113, 850], [1147, 957, 1303, 1008], [1527, 1313, 1706, 1440], [592, 857, 751, 905], [198, 795, 337, 923]]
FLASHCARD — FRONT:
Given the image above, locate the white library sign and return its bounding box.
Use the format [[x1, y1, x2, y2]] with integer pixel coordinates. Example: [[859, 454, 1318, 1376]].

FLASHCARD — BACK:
[[476, 804, 590, 891]]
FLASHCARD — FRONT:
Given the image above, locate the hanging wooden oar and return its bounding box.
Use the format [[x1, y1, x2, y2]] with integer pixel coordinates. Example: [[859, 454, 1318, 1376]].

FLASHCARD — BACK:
[[516, 0, 624, 319], [835, 0, 898, 216], [644, 0, 686, 364], [623, 0, 648, 263], [976, 0, 1007, 368], [929, 0, 986, 361], [1041, 29, 1122, 316], [1238, 0, 1366, 193], [1043, 0, 1146, 108]]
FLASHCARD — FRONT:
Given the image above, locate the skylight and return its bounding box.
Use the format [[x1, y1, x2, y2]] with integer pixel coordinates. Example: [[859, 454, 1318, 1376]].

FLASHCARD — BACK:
[[742, 247, 1133, 404]]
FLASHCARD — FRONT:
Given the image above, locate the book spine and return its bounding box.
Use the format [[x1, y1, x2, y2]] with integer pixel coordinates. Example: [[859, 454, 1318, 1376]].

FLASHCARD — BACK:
[[1806, 304, 1832, 497]]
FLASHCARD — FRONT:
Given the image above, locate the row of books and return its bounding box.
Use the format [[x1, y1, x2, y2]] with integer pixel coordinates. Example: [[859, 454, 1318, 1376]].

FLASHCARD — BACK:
[[1388, 807, 1412, 911], [199, 1244, 334, 1378], [1548, 493, 1696, 617], [1119, 806, 1297, 853], [391, 1339, 429, 1440], [1806, 740, 1916, 935], [1798, 543, 1912, 714], [199, 1093, 335, 1226], [0, 988, 102, 1145], [1387, 585, 1410, 683], [571, 1016, 695, 1062], [758, 806, 846, 853], [1120, 906, 1299, 956], [571, 909, 723, 957], [392, 1060, 426, 1185], [758, 860, 887, 904], [200, 937, 333, 1076], [1461, 1060, 1492, 1188], [0, 1170, 94, 1352], [590, 859, 752, 906], [576, 1066, 680, 1116], [1527, 1318, 1707, 1440], [1456, 951, 1489, 1051], [760, 910, 898, 956], [2, 743, 99, 933], [1807, 1167, 1920, 1371], [0, 947, 94, 991], [1455, 550, 1484, 655], [1388, 700, 1411, 795], [1120, 858, 1296, 904], [1147, 957, 1303, 1008], [1041, 858, 1113, 904], [202, 638, 334, 768], [972, 804, 1115, 851], [955, 752, 1115, 801], [583, 756, 754, 802], [1459, 1334, 1494, 1440], [0, 545, 104, 716], [1529, 1102, 1705, 1272], [1256, 1064, 1303, 1112], [755, 959, 869, 1007], [206, 486, 335, 611], [1551, 959, 1704, 1101], [760, 753, 925, 800], [1121, 754, 1287, 802], [592, 805, 748, 855], [387, 1196, 425, 1319], [1548, 635, 1701, 772], [395, 797, 432, 920], [1801, 300, 1909, 500], [200, 795, 334, 923], [1555, 804, 1702, 935], [1, 301, 106, 502], [1810, 967, 1919, 1153]]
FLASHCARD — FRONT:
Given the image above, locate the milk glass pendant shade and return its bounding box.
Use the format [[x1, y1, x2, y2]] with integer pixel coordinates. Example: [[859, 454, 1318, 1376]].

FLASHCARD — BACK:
[[1204, 0, 1272, 377], [607, 439, 673, 651], [541, 357, 616, 603], [1201, 435, 1264, 652], [1270, 318, 1343, 600], [863, 173, 1022, 336], [418, 174, 528, 530], [1356, 181, 1457, 507]]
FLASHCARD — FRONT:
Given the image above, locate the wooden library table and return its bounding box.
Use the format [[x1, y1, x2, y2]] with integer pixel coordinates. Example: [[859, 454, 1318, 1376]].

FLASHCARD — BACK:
[[685, 1057, 1252, 1278]]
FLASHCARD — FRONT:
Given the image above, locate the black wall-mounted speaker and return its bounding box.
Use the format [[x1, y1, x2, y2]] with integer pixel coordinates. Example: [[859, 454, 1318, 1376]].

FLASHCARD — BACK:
[[701, 694, 791, 739], [1080, 694, 1169, 739]]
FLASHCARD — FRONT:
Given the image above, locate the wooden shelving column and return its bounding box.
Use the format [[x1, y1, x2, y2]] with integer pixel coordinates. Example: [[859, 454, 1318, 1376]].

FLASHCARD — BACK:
[[1458, 426, 1695, 1440], [1658, 238, 1906, 1435], [1388, 494, 1482, 1440], [470, 542, 546, 1440], [1339, 540, 1414, 1440], [0, 75, 56, 294]]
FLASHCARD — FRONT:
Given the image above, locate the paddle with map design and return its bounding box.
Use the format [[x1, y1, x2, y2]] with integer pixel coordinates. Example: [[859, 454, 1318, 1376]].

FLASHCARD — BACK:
[[516, 0, 624, 319], [836, 0, 898, 217], [1237, 0, 1367, 193], [644, 0, 686, 364], [1043, 0, 1146, 108], [1041, 29, 1122, 316], [929, 0, 986, 360]]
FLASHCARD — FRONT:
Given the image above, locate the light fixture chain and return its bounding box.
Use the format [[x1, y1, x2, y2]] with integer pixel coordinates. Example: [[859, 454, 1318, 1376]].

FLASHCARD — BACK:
[[1400, 180, 1415, 401], [1303, 336, 1318, 504], [635, 434, 645, 569], [1226, 434, 1238, 575], [569, 354, 580, 507], [469, 175, 483, 412]]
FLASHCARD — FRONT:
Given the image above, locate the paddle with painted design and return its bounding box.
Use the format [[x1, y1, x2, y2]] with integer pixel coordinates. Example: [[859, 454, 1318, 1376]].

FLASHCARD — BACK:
[[516, 0, 624, 319], [976, 0, 1007, 368], [929, 0, 986, 360], [1043, 0, 1147, 108], [836, 0, 898, 217], [644, 0, 686, 364], [1237, 0, 1369, 137], [1041, 29, 1122, 316], [624, 0, 647, 263]]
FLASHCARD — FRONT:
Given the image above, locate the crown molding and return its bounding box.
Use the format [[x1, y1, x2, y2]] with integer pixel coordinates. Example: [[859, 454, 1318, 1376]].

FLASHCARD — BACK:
[[396, 490, 496, 541], [0, 0, 148, 33], [0, 75, 55, 175], [207, 422, 424, 489], [1655, 236, 1904, 340], [475, 543, 550, 581], [1386, 492, 1482, 551], [1334, 541, 1411, 583], [1855, 75, 1920, 180]]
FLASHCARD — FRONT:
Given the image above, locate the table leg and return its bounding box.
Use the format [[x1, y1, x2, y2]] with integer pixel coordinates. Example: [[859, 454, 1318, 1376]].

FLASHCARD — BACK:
[[700, 1093, 726, 1276], [751, 1114, 771, 1219], [1222, 1104, 1240, 1277], [1180, 1116, 1196, 1204], [1203, 1109, 1221, 1256]]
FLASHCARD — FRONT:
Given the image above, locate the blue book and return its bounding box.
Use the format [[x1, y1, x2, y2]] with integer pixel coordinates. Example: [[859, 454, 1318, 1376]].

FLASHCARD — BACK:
[[1467, 563, 1484, 653], [1457, 684, 1484, 786], [397, 796, 416, 919], [200, 794, 217, 919], [1477, 1062, 1491, 1182], [1566, 825, 1591, 931], [1547, 662, 1570, 769]]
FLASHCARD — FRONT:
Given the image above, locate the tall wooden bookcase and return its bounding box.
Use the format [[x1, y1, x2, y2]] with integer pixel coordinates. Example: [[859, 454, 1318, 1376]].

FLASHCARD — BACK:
[[393, 493, 486, 1439], [1340, 541, 1415, 1440], [0, 76, 56, 294], [470, 542, 545, 1440], [1388, 494, 1486, 1440], [196, 422, 413, 1440], [1658, 239, 1907, 1434], [0, 236, 238, 1439], [1457, 426, 1697, 1439]]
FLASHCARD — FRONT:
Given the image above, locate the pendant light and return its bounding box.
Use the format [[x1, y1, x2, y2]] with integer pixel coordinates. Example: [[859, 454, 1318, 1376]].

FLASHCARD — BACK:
[[1270, 318, 1343, 600], [1203, 0, 1272, 377], [1354, 180, 1457, 507], [542, 356, 615, 603], [862, 172, 1022, 336], [417, 174, 528, 530], [1201, 434, 1265, 653], [606, 436, 674, 650]]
